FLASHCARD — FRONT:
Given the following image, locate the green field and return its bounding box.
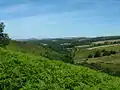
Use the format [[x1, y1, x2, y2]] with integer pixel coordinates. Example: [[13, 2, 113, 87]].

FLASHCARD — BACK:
[[87, 54, 120, 64], [1, 34, 120, 89], [7, 40, 120, 77], [75, 45, 120, 63], [1, 47, 120, 90], [86, 54, 120, 75], [87, 45, 120, 51], [6, 40, 65, 61], [74, 44, 120, 76]]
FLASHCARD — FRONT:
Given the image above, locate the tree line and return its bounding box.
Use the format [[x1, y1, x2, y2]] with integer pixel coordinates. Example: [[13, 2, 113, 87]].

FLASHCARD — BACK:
[[88, 49, 117, 58]]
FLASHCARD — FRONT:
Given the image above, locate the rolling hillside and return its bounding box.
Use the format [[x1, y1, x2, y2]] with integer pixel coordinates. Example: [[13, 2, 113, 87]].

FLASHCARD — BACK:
[[74, 45, 120, 63], [1, 48, 120, 90], [74, 44, 120, 76], [13, 37, 120, 77], [6, 40, 65, 61]]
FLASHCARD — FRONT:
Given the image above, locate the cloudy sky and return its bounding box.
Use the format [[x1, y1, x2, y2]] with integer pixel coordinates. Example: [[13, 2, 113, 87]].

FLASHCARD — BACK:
[[0, 0, 120, 39]]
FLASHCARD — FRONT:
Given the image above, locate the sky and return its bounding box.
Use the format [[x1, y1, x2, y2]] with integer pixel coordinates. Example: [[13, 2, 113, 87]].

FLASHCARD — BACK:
[[0, 0, 120, 39]]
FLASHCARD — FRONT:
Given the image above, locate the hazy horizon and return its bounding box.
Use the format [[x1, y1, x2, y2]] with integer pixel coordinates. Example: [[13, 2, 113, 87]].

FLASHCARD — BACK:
[[13, 35, 120, 40]]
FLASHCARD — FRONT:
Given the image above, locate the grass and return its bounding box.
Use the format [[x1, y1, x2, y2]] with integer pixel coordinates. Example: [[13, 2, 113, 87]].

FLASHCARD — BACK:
[[86, 54, 120, 75], [74, 45, 120, 76], [1, 48, 120, 89], [100, 63, 120, 72], [75, 45, 120, 63], [92, 39, 120, 44], [87, 44, 120, 51], [6, 40, 64, 61], [87, 54, 120, 64]]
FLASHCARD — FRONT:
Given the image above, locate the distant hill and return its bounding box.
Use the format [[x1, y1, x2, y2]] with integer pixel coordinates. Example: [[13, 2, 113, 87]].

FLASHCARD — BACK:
[[24, 35, 120, 51], [15, 38, 39, 41]]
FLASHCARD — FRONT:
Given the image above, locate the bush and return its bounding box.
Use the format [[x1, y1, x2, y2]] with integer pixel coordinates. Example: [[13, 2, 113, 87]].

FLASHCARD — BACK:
[[63, 54, 74, 64], [94, 50, 101, 57], [103, 51, 111, 56], [101, 49, 106, 52], [110, 50, 117, 54], [88, 53, 94, 58]]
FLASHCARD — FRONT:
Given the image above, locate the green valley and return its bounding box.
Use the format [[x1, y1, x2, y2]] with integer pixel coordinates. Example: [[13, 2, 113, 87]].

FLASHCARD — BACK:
[[1, 22, 120, 90]]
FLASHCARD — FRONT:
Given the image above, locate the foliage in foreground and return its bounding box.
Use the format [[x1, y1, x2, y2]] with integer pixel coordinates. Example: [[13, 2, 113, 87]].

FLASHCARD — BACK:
[[1, 48, 120, 90]]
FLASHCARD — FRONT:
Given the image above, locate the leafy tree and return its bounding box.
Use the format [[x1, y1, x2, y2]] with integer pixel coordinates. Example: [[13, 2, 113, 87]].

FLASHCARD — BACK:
[[88, 53, 94, 58], [103, 51, 111, 56], [0, 22, 9, 47], [110, 50, 117, 54], [104, 42, 109, 45], [94, 50, 101, 57], [62, 48, 75, 64], [101, 49, 106, 52]]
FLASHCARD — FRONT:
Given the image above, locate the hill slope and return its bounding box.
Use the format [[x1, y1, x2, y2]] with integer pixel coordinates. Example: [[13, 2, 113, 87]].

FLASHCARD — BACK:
[[6, 40, 64, 61], [74, 45, 120, 76], [1, 48, 120, 90]]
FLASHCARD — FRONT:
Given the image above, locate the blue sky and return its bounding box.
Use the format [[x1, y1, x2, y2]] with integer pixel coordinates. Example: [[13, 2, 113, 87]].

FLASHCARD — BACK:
[[0, 0, 120, 39]]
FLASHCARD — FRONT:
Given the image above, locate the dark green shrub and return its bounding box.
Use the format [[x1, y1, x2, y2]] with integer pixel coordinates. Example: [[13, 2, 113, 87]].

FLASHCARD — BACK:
[[101, 49, 106, 52], [103, 51, 111, 56], [110, 50, 117, 54], [94, 50, 101, 57], [88, 53, 94, 58]]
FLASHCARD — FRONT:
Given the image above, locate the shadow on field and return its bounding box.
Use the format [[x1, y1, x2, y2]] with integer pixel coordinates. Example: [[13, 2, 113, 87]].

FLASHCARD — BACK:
[[77, 62, 120, 77]]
